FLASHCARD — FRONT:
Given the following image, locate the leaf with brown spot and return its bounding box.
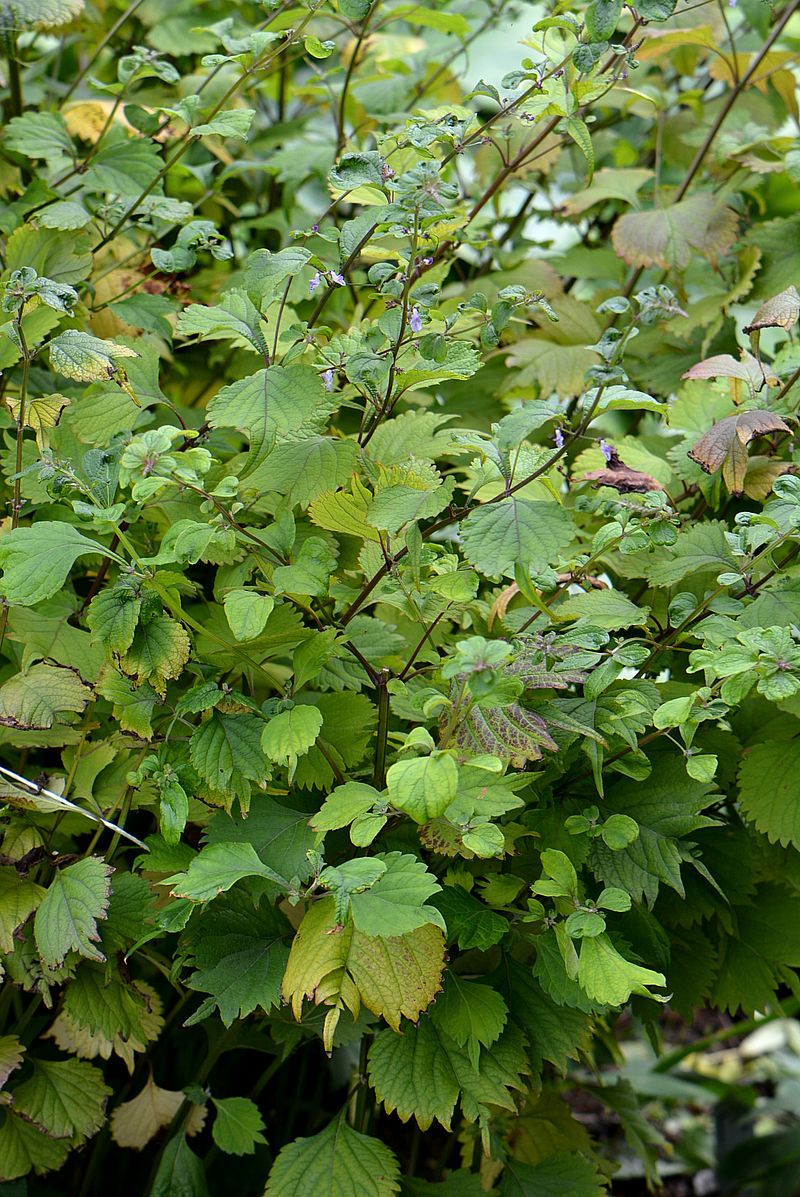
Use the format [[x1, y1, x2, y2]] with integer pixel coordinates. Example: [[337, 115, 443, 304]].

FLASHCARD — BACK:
[[688, 410, 791, 495], [612, 194, 738, 270], [743, 286, 800, 335]]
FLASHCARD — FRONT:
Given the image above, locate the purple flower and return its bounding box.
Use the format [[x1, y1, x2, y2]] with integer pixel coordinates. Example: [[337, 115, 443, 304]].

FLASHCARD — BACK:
[[330, 271, 346, 286], [421, 256, 434, 266], [409, 306, 423, 333], [554, 428, 565, 449], [311, 224, 319, 233], [600, 439, 613, 463], [322, 368, 334, 392], [309, 271, 321, 294]]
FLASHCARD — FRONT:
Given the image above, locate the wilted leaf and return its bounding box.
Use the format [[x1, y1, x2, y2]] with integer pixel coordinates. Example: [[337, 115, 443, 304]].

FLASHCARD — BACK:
[[111, 1075, 206, 1149], [582, 446, 663, 493], [688, 409, 790, 493], [612, 195, 738, 269]]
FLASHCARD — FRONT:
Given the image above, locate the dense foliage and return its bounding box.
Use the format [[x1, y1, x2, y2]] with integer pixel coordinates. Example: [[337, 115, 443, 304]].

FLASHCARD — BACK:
[[2, 0, 800, 1192]]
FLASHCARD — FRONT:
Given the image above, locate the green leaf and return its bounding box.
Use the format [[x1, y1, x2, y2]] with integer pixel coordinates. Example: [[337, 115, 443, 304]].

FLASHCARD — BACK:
[[501, 1154, 606, 1197], [272, 536, 339, 597], [190, 712, 269, 789], [203, 800, 315, 887], [556, 589, 648, 631], [431, 885, 509, 951], [169, 842, 287, 902], [34, 857, 113, 969], [589, 757, 717, 906], [430, 974, 508, 1068], [211, 1096, 267, 1155], [177, 290, 269, 355], [584, 0, 622, 41], [151, 1135, 208, 1197], [738, 739, 800, 850], [222, 590, 275, 641], [250, 437, 358, 508], [386, 754, 458, 824], [347, 852, 446, 937], [86, 584, 142, 654], [13, 1057, 111, 1141], [636, 0, 676, 18], [310, 781, 382, 837], [577, 933, 666, 1006], [181, 892, 290, 1026], [96, 672, 158, 739], [565, 117, 594, 182], [367, 1020, 527, 1131], [0, 1109, 70, 1182], [265, 1110, 400, 1197], [4, 112, 73, 162], [0, 663, 92, 729], [261, 705, 323, 766], [460, 500, 573, 579], [0, 522, 110, 606]]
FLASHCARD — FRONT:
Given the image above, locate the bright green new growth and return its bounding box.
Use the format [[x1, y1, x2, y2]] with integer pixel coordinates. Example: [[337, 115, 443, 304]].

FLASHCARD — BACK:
[[2, 0, 800, 1194]]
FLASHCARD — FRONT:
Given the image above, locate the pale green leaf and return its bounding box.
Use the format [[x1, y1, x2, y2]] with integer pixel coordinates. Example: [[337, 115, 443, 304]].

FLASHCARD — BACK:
[[0, 662, 92, 729], [0, 522, 110, 606], [460, 500, 573, 579], [211, 1097, 267, 1155], [223, 590, 275, 641], [261, 705, 323, 766], [577, 933, 666, 1006], [386, 754, 458, 824], [738, 740, 800, 850], [169, 842, 287, 902]]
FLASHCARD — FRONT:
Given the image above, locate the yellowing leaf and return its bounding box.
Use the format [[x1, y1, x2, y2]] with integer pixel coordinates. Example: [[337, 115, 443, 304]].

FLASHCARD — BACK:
[[0, 1036, 25, 1091], [282, 896, 444, 1047], [119, 615, 191, 696], [309, 478, 381, 541], [613, 194, 738, 270], [13, 1057, 111, 1142], [0, 662, 92, 729], [0, 866, 45, 952], [110, 1075, 206, 1149], [5, 393, 70, 448]]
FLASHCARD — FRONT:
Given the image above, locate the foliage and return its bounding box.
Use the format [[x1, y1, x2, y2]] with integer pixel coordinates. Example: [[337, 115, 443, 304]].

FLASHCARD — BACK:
[[1, 0, 800, 1194]]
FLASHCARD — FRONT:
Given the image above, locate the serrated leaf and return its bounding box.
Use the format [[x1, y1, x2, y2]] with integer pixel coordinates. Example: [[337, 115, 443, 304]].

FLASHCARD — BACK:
[[501, 1153, 607, 1197], [49, 329, 138, 382], [14, 1057, 111, 1141], [1, 0, 84, 29], [96, 671, 158, 738], [110, 1075, 207, 1149], [460, 500, 573, 579], [346, 852, 445, 937], [4, 111, 73, 161], [203, 799, 315, 887], [0, 1109, 69, 1182], [310, 781, 382, 837], [190, 712, 269, 790], [386, 754, 457, 824], [589, 757, 717, 906], [0, 662, 92, 729], [177, 290, 269, 356], [282, 896, 444, 1036], [367, 1020, 527, 1131], [86, 585, 142, 654], [169, 842, 287, 902], [738, 739, 800, 849], [431, 886, 509, 951], [430, 974, 508, 1068], [556, 588, 648, 631], [251, 437, 357, 508], [211, 1097, 267, 1155], [0, 867, 45, 953], [0, 522, 110, 606], [265, 1110, 400, 1197], [34, 857, 112, 968], [612, 195, 738, 270], [119, 614, 190, 696], [0, 1036, 25, 1091]]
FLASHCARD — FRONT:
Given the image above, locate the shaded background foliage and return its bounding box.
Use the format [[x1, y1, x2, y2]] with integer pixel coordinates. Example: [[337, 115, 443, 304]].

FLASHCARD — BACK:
[[1, 0, 800, 1194]]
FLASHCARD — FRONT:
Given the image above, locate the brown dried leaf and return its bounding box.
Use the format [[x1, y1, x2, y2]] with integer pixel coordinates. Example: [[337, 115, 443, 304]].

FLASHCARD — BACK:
[[688, 409, 791, 495], [612, 194, 738, 270], [743, 286, 800, 334], [488, 583, 520, 631], [582, 447, 664, 493]]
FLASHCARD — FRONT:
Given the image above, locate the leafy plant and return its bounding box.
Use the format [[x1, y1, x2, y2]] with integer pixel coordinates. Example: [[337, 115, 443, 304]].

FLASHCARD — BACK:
[[1, 0, 800, 1194]]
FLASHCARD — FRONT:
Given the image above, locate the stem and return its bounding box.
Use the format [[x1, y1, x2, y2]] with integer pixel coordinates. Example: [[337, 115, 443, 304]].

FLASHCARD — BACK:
[[372, 669, 390, 789], [336, 3, 375, 156], [2, 29, 23, 118]]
